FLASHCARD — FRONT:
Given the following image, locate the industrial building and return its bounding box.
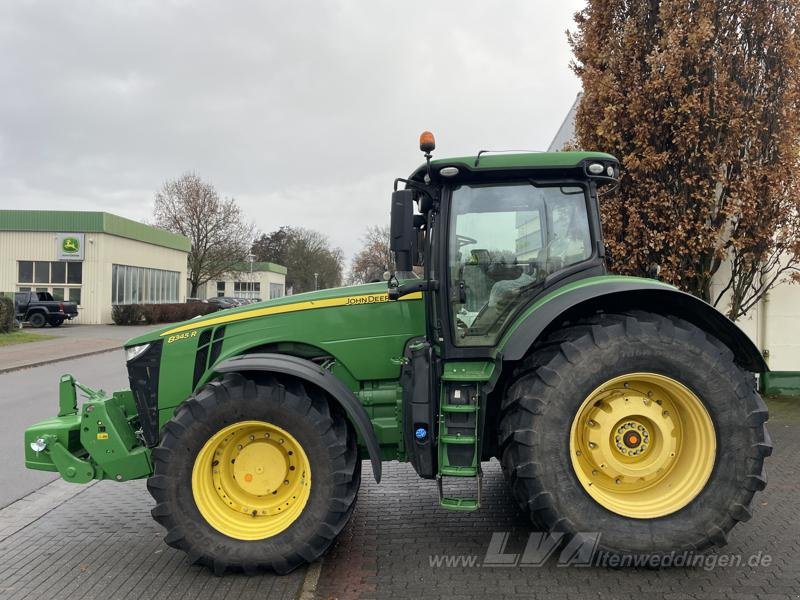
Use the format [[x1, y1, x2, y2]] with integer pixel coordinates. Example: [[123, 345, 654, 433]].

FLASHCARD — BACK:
[[0, 210, 190, 324], [193, 261, 288, 301]]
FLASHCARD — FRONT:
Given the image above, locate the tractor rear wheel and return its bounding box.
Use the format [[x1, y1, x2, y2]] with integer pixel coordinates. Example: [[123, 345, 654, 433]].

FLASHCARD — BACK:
[[147, 372, 361, 575], [499, 312, 771, 558]]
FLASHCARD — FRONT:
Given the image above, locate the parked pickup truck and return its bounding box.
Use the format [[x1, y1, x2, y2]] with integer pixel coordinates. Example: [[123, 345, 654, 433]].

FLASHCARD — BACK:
[[14, 291, 78, 328]]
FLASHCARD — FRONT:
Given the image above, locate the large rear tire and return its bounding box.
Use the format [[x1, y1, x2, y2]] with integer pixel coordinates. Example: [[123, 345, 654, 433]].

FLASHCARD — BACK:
[[499, 312, 771, 558], [147, 372, 361, 575]]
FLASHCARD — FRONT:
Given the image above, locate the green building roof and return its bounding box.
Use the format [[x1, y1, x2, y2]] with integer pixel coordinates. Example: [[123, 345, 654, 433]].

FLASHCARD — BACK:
[[231, 261, 288, 275], [0, 210, 191, 252]]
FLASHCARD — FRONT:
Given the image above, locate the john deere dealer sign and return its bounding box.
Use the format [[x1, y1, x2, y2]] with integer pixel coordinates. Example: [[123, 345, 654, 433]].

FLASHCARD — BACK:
[[56, 233, 85, 261]]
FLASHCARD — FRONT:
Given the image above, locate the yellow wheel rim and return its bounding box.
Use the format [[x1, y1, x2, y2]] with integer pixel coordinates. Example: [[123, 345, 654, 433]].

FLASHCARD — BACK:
[[569, 373, 716, 518], [191, 420, 311, 540]]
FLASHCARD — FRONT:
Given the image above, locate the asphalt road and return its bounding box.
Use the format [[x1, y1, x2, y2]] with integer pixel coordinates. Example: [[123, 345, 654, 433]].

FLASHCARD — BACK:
[[0, 350, 129, 508]]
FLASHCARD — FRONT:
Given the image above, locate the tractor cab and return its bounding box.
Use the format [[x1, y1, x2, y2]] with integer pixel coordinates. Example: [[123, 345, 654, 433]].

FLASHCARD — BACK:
[[389, 132, 619, 356]]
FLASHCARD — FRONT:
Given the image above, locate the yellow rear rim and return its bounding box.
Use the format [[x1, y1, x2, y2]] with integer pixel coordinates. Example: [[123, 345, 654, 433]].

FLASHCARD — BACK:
[[569, 373, 716, 518], [191, 420, 311, 540]]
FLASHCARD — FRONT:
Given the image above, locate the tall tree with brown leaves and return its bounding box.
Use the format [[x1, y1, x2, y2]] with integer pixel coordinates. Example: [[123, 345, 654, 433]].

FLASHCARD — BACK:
[[569, 0, 800, 319]]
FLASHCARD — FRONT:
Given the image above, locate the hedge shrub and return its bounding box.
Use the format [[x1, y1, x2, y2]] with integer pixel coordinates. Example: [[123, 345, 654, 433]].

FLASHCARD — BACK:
[[112, 303, 215, 326], [0, 296, 15, 333], [111, 304, 143, 326]]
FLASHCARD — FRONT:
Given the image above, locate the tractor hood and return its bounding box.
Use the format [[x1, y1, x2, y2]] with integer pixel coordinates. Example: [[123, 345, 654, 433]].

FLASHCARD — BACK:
[[123, 281, 409, 348]]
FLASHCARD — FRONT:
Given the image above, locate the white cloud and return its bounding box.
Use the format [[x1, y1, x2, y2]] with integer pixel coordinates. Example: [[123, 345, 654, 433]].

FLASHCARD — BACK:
[[0, 0, 586, 261]]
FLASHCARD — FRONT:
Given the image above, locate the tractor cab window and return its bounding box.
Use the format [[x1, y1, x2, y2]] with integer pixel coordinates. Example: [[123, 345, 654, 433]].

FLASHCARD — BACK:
[[448, 182, 592, 346]]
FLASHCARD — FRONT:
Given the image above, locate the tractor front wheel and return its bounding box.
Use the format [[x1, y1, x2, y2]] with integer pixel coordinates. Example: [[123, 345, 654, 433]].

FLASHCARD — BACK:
[[147, 372, 361, 575], [499, 312, 771, 558]]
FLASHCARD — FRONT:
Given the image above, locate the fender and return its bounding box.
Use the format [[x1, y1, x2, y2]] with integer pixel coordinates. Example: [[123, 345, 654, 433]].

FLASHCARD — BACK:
[[499, 278, 767, 373], [214, 353, 383, 482]]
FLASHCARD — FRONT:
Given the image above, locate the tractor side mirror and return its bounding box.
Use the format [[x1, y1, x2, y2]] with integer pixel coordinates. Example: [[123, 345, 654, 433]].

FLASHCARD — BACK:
[[390, 189, 415, 273]]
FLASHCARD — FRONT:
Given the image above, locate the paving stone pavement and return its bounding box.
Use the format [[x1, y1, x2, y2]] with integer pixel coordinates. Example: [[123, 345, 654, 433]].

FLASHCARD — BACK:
[[0, 481, 305, 599], [0, 401, 796, 600], [317, 405, 800, 600]]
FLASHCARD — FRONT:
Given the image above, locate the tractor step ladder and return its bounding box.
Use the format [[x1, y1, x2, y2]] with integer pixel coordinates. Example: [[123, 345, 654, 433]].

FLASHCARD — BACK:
[[437, 386, 482, 511]]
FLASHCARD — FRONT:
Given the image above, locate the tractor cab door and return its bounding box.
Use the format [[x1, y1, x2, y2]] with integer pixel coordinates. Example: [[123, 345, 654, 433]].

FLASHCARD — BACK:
[[441, 181, 602, 353]]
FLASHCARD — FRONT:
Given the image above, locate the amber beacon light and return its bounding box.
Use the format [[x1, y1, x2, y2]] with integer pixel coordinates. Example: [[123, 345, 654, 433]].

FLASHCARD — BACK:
[[419, 131, 436, 153]]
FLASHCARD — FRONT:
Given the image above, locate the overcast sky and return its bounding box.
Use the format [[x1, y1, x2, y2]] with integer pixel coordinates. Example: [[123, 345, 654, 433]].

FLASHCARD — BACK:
[[0, 1, 585, 262]]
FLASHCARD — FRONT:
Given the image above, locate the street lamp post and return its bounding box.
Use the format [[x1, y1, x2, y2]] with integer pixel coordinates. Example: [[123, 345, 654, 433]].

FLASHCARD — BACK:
[[248, 253, 255, 299]]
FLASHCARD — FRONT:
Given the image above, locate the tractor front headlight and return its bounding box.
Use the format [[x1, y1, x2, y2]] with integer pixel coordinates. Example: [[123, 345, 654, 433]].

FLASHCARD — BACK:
[[125, 343, 151, 363]]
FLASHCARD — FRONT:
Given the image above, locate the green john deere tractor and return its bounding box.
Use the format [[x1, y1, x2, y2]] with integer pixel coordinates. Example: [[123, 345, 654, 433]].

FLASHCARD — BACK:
[[25, 133, 771, 574]]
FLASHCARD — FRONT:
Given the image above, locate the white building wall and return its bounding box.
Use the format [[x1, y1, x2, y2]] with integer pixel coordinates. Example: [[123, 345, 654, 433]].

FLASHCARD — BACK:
[[195, 269, 287, 301], [0, 230, 95, 324], [0, 231, 188, 325], [96, 234, 188, 324], [711, 262, 800, 371]]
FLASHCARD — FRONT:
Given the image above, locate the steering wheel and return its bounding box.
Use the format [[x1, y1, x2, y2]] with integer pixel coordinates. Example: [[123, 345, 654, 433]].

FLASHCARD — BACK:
[[456, 234, 478, 249]]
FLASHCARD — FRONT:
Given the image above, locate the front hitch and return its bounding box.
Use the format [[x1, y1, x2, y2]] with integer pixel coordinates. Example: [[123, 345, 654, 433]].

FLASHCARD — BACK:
[[24, 374, 152, 483]]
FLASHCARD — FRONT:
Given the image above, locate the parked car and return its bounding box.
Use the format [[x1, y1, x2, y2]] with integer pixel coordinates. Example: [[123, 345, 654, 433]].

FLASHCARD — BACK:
[[205, 297, 238, 311], [14, 291, 78, 328]]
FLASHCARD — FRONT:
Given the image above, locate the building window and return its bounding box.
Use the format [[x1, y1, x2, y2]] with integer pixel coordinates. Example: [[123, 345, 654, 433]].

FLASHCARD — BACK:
[[233, 281, 260, 299], [18, 260, 83, 285], [269, 283, 285, 299], [34, 261, 49, 284], [18, 262, 33, 283], [112, 264, 180, 304], [233, 281, 260, 293], [17, 260, 83, 306], [217, 281, 225, 297], [51, 262, 66, 283], [67, 262, 82, 284]]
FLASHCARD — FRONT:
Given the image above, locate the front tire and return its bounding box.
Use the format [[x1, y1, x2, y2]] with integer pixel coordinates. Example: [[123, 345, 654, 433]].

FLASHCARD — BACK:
[[499, 312, 771, 558], [147, 372, 361, 575]]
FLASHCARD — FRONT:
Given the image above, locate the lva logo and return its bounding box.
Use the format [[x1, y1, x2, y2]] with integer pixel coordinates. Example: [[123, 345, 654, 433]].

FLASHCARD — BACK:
[[483, 531, 600, 567]]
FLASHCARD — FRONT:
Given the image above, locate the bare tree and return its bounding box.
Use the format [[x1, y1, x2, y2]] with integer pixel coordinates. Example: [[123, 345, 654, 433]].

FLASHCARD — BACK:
[[153, 172, 255, 297], [348, 226, 394, 284]]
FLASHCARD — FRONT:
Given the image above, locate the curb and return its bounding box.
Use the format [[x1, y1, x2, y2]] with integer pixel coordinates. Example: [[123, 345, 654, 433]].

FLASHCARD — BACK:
[[0, 345, 122, 375], [297, 559, 322, 600]]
